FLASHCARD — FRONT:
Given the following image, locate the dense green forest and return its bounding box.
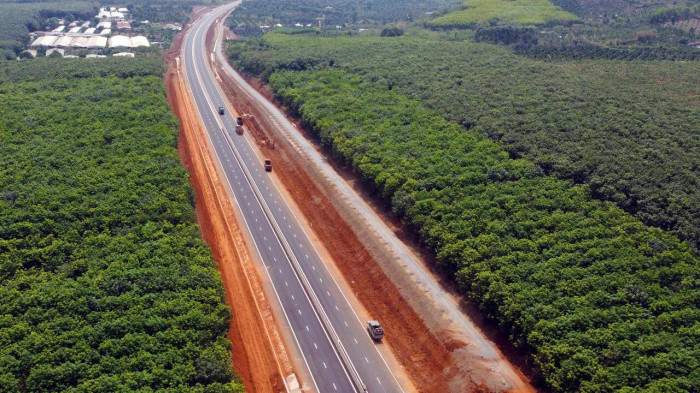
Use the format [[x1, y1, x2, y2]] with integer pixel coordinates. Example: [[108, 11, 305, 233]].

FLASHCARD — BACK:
[[228, 32, 700, 250], [514, 41, 700, 60], [649, 4, 700, 24], [0, 55, 165, 82], [263, 67, 699, 393], [226, 0, 461, 36], [0, 57, 243, 392]]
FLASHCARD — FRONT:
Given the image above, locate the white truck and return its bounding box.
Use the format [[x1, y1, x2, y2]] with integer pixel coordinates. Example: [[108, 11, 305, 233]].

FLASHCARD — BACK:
[[367, 321, 384, 341]]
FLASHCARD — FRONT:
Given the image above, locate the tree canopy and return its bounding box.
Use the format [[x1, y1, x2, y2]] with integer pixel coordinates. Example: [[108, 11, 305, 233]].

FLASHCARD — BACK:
[[229, 32, 700, 250], [0, 58, 243, 393], [265, 68, 700, 393]]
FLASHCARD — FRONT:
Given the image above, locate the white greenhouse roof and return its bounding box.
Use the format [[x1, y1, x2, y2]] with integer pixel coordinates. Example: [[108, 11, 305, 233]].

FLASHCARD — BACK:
[[108, 35, 132, 48], [99, 29, 112, 36], [54, 36, 73, 47], [86, 36, 107, 48], [30, 35, 58, 47], [130, 36, 150, 47], [70, 37, 89, 48]]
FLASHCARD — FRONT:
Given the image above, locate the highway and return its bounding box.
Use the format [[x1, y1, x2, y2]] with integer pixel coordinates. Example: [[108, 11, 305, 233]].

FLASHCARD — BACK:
[[181, 3, 404, 393]]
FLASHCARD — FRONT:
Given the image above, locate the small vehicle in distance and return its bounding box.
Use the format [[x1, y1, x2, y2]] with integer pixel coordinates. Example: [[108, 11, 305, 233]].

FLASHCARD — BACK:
[[367, 320, 384, 341], [236, 125, 244, 135], [218, 106, 224, 115], [237, 116, 244, 125], [264, 159, 272, 172]]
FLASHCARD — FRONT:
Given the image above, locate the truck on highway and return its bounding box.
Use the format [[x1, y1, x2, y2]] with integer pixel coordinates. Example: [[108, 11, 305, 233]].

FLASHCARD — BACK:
[[218, 106, 224, 115], [367, 321, 384, 341]]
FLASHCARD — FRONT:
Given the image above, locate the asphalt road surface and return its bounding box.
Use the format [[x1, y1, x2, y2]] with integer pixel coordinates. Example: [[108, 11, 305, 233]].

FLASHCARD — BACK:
[[181, 4, 404, 393]]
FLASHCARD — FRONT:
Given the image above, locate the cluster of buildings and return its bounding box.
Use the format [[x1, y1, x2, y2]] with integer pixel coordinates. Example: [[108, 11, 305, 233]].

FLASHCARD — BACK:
[[97, 6, 128, 20], [31, 34, 149, 49], [26, 5, 148, 58]]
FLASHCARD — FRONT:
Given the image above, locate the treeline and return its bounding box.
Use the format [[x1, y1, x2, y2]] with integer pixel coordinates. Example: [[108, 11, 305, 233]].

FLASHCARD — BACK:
[[474, 25, 538, 45], [0, 58, 243, 392], [127, 0, 217, 25], [515, 42, 700, 60], [0, 55, 165, 83], [266, 68, 699, 393], [472, 25, 698, 60], [229, 32, 700, 249], [226, 0, 460, 36], [650, 5, 700, 24]]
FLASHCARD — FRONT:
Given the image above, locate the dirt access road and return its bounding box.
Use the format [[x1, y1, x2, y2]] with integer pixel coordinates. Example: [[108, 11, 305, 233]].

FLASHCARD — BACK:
[[207, 7, 538, 393]]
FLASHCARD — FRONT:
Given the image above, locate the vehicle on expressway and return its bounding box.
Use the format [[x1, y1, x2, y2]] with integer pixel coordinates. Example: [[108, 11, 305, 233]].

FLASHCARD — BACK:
[[236, 125, 244, 135], [367, 321, 384, 341], [264, 159, 272, 172], [218, 106, 224, 115]]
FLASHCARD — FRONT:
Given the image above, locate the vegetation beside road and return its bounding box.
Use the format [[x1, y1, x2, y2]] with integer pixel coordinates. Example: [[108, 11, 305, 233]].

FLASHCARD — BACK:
[[262, 67, 699, 393], [0, 57, 243, 393], [0, 56, 165, 83], [229, 32, 700, 250]]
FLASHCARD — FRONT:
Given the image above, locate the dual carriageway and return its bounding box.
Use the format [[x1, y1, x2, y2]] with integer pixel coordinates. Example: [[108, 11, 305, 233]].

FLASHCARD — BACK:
[[181, 4, 405, 393]]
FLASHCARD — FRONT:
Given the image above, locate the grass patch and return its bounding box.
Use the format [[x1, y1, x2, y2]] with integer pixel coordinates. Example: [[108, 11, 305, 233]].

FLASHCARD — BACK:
[[429, 0, 580, 28]]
